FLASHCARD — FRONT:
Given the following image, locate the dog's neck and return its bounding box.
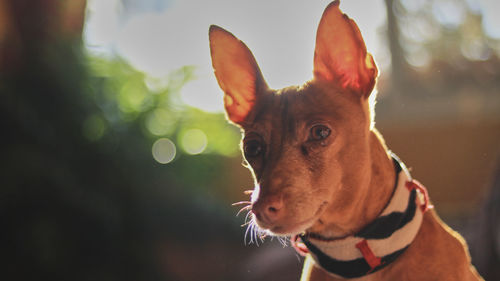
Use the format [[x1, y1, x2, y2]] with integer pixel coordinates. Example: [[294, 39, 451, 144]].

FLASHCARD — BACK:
[[295, 147, 430, 279], [361, 130, 398, 230], [307, 129, 396, 239]]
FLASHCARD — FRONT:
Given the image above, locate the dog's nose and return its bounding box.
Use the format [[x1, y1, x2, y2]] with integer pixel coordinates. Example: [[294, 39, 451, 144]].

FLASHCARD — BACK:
[[252, 196, 284, 224]]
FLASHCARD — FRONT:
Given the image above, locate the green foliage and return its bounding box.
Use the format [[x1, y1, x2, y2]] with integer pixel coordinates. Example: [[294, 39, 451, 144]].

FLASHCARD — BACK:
[[85, 54, 240, 158]]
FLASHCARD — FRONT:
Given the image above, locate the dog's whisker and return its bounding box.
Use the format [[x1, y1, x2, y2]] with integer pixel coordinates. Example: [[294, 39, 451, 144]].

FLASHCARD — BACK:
[[258, 233, 265, 244], [252, 224, 260, 246], [232, 201, 251, 206], [258, 229, 266, 240], [253, 224, 260, 246], [240, 218, 252, 227], [244, 223, 252, 246], [244, 209, 252, 224], [236, 205, 252, 217], [248, 223, 253, 245], [243, 190, 253, 195], [253, 225, 259, 246], [258, 229, 264, 245], [277, 237, 284, 247], [278, 236, 289, 247], [248, 223, 255, 245]]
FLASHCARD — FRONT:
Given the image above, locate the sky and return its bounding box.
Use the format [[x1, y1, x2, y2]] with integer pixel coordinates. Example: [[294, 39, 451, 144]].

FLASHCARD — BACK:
[[84, 0, 500, 112]]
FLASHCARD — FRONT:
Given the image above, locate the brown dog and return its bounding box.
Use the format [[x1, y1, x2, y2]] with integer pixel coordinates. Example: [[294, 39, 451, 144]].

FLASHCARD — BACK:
[[209, 1, 483, 280]]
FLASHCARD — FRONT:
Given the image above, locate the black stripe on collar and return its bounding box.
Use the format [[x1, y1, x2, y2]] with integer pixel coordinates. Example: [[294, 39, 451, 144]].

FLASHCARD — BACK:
[[301, 237, 409, 278], [355, 155, 412, 239], [356, 189, 417, 239]]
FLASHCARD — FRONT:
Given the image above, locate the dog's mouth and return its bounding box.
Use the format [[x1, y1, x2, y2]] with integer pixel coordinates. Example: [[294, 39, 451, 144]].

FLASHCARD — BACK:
[[257, 201, 329, 236]]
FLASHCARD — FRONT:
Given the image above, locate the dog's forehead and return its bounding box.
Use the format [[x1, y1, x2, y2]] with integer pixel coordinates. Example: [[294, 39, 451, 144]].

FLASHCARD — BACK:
[[243, 83, 350, 135]]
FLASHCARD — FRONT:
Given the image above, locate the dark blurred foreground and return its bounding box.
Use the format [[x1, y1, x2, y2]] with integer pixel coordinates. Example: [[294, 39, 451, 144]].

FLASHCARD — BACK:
[[1, 1, 499, 281], [0, 1, 253, 280]]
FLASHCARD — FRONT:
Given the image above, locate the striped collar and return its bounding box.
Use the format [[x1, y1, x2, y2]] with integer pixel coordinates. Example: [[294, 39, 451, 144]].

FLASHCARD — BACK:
[[293, 155, 432, 279]]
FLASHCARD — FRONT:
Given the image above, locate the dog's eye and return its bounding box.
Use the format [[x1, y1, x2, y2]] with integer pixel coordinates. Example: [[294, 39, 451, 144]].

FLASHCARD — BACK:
[[244, 139, 263, 158], [310, 125, 331, 140]]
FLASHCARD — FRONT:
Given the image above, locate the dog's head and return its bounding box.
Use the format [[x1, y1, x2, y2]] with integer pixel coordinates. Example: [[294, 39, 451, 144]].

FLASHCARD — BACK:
[[209, 1, 378, 237]]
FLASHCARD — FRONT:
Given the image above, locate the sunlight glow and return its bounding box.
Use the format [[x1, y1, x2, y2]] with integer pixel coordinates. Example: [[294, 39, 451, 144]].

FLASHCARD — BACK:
[[478, 0, 500, 39], [84, 0, 388, 113], [84, 0, 121, 54], [432, 0, 466, 29], [180, 71, 224, 112]]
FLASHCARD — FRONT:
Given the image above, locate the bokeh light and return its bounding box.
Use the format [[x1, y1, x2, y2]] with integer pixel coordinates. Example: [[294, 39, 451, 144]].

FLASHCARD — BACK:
[[118, 79, 148, 113], [145, 108, 177, 136], [82, 114, 106, 141], [180, 129, 208, 155], [152, 138, 176, 164]]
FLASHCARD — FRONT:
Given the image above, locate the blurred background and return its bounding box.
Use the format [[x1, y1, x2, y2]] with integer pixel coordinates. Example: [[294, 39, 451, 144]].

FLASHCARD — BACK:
[[1, 0, 499, 280]]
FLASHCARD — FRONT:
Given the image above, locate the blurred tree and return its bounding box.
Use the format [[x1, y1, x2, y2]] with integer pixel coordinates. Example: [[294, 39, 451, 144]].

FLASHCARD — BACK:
[[0, 1, 248, 281], [379, 1, 500, 279], [382, 0, 500, 98], [384, 0, 411, 97]]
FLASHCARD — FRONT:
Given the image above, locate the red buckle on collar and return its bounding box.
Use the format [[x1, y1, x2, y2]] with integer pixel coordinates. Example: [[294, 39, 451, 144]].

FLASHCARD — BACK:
[[405, 179, 434, 212], [292, 235, 309, 256], [355, 239, 382, 271]]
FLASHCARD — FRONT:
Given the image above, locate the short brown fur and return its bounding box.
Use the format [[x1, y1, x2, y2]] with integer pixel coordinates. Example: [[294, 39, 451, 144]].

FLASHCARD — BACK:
[[209, 1, 483, 280]]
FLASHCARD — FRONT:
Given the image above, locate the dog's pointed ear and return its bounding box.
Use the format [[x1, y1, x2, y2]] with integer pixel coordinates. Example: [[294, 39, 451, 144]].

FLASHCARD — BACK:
[[209, 25, 268, 125], [313, 1, 378, 97]]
